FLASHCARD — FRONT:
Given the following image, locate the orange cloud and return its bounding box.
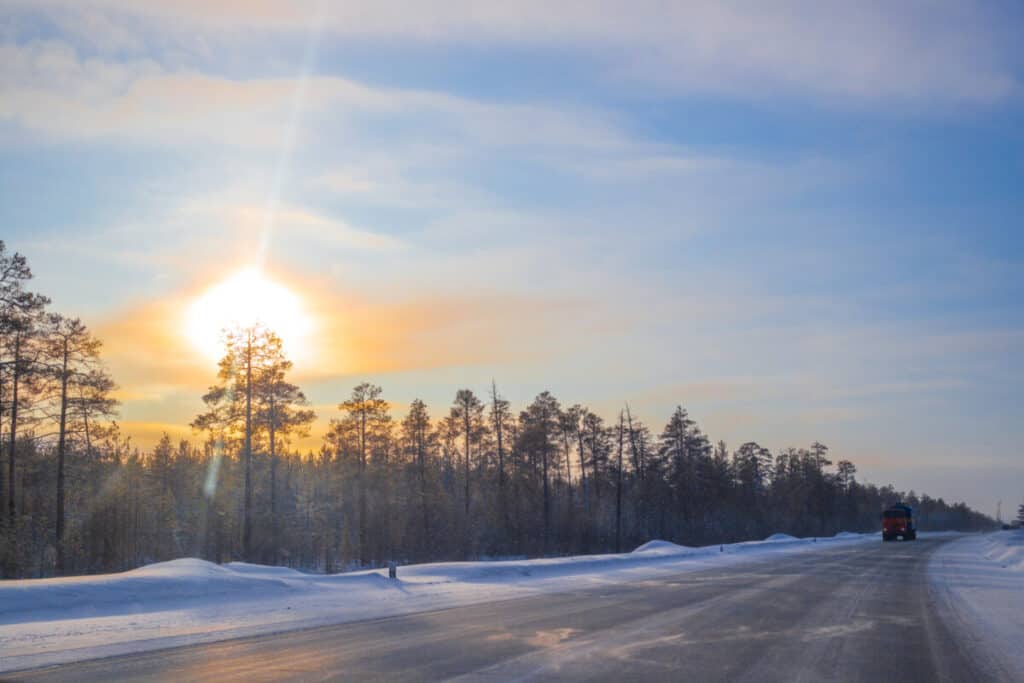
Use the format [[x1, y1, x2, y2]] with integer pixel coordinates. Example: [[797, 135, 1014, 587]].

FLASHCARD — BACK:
[[306, 289, 585, 379], [113, 421, 194, 451], [95, 296, 212, 395]]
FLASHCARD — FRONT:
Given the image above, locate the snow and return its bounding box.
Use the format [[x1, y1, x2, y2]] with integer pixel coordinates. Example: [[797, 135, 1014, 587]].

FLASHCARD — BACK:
[[631, 540, 691, 553], [834, 531, 862, 539], [0, 532, 875, 674], [983, 530, 1024, 570], [929, 530, 1024, 680]]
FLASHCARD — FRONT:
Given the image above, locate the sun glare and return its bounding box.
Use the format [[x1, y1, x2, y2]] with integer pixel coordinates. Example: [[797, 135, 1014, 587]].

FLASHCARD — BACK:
[[185, 267, 312, 362]]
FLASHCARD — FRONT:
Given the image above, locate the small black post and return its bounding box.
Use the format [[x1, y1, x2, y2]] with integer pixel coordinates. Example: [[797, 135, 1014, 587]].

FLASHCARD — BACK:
[[388, 561, 397, 580]]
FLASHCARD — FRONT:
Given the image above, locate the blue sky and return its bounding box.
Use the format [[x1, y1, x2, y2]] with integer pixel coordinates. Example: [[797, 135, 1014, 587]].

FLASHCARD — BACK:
[[1, 1, 1022, 517]]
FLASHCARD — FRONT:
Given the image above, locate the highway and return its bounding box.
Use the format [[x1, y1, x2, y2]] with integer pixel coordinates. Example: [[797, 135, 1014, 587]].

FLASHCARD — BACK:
[[5, 537, 1009, 682]]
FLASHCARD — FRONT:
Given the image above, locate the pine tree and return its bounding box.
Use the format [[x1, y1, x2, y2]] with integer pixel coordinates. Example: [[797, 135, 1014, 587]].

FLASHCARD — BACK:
[[252, 332, 314, 563], [0, 241, 49, 530], [518, 392, 560, 554], [192, 324, 278, 562], [615, 411, 625, 553], [449, 389, 486, 555], [400, 399, 436, 560], [329, 383, 390, 566], [489, 382, 511, 543], [451, 390, 485, 517], [42, 314, 113, 574]]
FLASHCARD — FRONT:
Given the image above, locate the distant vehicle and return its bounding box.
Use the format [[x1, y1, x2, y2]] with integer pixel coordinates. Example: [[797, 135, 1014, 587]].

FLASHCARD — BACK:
[[882, 503, 917, 541]]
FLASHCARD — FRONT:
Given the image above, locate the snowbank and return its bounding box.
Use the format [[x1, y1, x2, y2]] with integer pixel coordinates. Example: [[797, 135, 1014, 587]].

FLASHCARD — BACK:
[[983, 530, 1024, 570], [834, 531, 862, 539], [632, 539, 691, 553], [0, 558, 315, 619], [929, 531, 1024, 680], [0, 531, 874, 674]]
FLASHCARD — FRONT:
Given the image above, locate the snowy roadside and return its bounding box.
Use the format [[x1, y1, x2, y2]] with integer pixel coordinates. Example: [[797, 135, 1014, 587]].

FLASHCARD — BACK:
[[0, 532, 875, 673], [928, 530, 1024, 680]]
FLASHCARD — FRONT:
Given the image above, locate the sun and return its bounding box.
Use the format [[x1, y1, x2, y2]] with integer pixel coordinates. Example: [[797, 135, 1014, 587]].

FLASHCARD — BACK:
[[185, 267, 313, 362]]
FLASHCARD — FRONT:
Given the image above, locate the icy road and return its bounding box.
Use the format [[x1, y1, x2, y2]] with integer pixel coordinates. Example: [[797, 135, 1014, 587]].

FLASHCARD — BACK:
[[6, 535, 1015, 682]]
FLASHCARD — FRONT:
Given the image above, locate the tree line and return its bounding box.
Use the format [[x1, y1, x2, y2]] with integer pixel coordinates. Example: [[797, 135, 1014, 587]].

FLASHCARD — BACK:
[[0, 242, 994, 578]]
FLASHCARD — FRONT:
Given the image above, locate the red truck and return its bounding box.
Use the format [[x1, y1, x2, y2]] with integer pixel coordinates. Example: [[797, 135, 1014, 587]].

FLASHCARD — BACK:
[[882, 503, 917, 541]]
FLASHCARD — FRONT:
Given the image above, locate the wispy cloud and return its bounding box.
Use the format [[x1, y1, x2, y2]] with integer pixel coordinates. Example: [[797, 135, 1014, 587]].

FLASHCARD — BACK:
[[9, 1, 1020, 105], [228, 205, 405, 252], [0, 39, 629, 151]]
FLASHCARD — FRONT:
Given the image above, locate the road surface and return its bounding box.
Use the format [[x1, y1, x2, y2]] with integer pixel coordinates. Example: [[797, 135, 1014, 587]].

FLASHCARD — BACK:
[[4, 537, 1009, 682]]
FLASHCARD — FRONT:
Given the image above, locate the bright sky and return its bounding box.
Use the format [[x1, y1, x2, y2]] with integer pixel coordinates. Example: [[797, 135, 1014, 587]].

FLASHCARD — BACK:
[[1, 1, 1022, 518]]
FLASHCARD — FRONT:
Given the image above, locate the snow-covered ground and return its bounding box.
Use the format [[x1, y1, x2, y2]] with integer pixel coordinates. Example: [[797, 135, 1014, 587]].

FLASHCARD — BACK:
[[0, 532, 875, 673], [929, 530, 1024, 680]]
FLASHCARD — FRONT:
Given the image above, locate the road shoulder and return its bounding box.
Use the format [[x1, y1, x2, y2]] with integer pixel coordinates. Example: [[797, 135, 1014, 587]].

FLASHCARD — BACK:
[[928, 531, 1024, 681]]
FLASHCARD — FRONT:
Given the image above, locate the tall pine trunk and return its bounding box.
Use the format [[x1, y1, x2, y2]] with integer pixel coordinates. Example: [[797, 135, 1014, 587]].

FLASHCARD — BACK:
[[7, 332, 20, 521], [615, 413, 624, 554], [0, 370, 5, 528], [563, 434, 574, 554], [463, 414, 470, 518], [358, 411, 367, 566], [577, 429, 588, 506], [55, 340, 68, 574], [462, 410, 471, 558], [491, 382, 507, 550], [541, 441, 550, 555], [418, 433, 429, 560], [269, 399, 277, 565], [242, 333, 253, 562]]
